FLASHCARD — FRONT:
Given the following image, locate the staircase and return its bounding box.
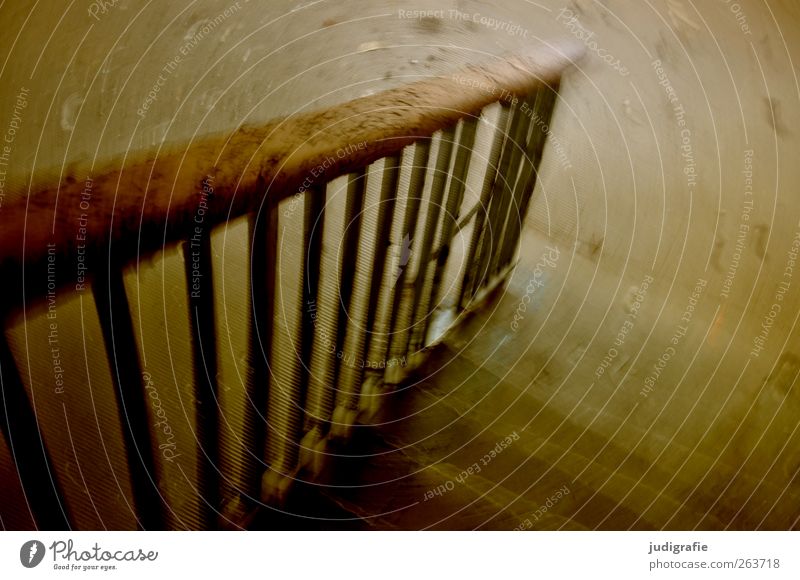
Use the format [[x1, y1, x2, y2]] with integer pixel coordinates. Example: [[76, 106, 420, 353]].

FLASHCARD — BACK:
[[0, 43, 580, 530]]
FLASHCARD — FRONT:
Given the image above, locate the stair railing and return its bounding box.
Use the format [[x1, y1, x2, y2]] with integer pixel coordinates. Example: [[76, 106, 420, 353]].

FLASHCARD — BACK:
[[0, 42, 581, 530]]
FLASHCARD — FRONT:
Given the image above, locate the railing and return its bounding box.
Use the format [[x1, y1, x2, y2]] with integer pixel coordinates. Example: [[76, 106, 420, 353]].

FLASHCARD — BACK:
[[0, 43, 581, 530]]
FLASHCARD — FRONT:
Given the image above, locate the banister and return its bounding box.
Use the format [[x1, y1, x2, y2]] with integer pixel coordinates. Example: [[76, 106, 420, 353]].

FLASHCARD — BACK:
[[0, 42, 582, 308], [0, 40, 579, 529]]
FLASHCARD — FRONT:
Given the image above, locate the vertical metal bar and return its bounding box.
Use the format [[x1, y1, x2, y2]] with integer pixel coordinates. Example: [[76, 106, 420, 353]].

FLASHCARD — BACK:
[[488, 92, 541, 278], [301, 184, 325, 414], [6, 289, 140, 529], [497, 86, 558, 269], [294, 190, 325, 426], [329, 170, 368, 438], [250, 196, 277, 501], [337, 169, 368, 334], [442, 107, 498, 312], [0, 331, 71, 529], [184, 226, 220, 529], [302, 182, 343, 446], [470, 101, 530, 299], [459, 104, 511, 309], [419, 117, 478, 345], [385, 141, 431, 384], [407, 126, 457, 353], [123, 246, 200, 529], [295, 184, 325, 471], [211, 215, 255, 527], [359, 155, 401, 418], [262, 188, 309, 501], [93, 263, 165, 530], [332, 158, 401, 426], [362, 156, 402, 366]]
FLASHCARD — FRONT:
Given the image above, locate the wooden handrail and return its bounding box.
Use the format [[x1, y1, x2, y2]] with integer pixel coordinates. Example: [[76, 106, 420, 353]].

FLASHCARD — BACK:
[[0, 42, 582, 307]]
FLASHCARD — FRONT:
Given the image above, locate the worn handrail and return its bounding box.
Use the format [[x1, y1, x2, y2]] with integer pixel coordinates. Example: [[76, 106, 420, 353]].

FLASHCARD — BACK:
[[0, 43, 581, 530], [0, 43, 582, 307]]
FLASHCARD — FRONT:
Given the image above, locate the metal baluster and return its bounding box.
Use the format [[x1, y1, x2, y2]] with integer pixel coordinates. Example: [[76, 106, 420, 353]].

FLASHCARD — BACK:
[[497, 86, 558, 270], [359, 155, 401, 420], [470, 101, 530, 300], [212, 216, 257, 527], [297, 184, 330, 475], [331, 159, 396, 439], [407, 126, 457, 355], [419, 117, 479, 346], [301, 179, 347, 466], [0, 332, 71, 529], [123, 246, 201, 530], [328, 171, 368, 440], [93, 263, 165, 530], [250, 198, 277, 504], [384, 141, 431, 384], [261, 192, 311, 503], [488, 92, 541, 278], [184, 226, 220, 529], [459, 104, 512, 309]]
